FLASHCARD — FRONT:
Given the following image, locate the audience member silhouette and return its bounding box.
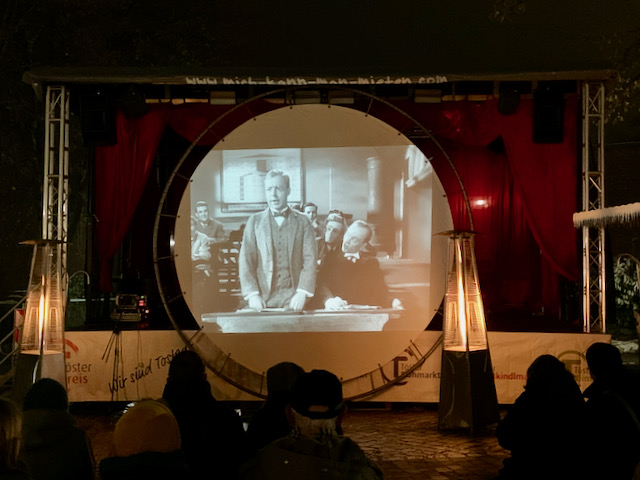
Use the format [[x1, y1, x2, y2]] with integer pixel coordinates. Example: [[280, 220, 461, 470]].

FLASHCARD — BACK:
[[584, 342, 640, 479], [21, 378, 94, 480], [0, 398, 31, 480], [98, 399, 189, 480], [161, 349, 246, 479], [240, 369, 384, 479], [246, 361, 305, 453], [495, 354, 587, 480]]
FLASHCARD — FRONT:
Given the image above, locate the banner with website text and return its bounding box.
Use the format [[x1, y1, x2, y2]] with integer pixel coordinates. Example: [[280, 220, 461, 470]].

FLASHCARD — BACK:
[[64, 330, 609, 404]]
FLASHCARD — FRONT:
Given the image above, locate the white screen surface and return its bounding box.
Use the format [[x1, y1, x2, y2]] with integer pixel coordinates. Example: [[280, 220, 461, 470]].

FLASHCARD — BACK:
[[173, 105, 453, 379]]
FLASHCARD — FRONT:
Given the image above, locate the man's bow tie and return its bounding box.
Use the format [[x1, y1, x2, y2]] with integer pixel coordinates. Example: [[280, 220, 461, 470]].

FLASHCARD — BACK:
[[344, 253, 359, 263], [272, 209, 288, 218]]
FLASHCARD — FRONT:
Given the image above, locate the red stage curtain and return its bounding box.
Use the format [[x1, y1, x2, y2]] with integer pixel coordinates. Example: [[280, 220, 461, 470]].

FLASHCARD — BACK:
[[95, 104, 171, 291], [394, 97, 579, 283], [404, 97, 578, 319], [94, 97, 578, 324]]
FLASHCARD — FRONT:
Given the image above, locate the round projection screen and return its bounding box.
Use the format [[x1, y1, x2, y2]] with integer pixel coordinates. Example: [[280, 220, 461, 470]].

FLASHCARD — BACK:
[[169, 103, 453, 395]]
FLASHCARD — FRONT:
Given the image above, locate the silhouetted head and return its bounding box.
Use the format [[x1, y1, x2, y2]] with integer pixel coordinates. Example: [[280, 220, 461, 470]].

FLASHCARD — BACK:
[[167, 349, 206, 383], [289, 369, 344, 420], [525, 354, 578, 397], [24, 378, 68, 411], [586, 342, 624, 380], [266, 362, 305, 400], [113, 399, 181, 457]]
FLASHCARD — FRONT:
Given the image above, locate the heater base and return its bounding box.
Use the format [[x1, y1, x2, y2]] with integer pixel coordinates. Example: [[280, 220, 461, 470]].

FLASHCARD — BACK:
[[438, 349, 499, 432]]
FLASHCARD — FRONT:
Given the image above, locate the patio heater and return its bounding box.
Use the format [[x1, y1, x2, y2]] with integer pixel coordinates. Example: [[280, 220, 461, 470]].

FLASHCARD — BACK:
[[438, 231, 499, 432], [13, 240, 66, 402]]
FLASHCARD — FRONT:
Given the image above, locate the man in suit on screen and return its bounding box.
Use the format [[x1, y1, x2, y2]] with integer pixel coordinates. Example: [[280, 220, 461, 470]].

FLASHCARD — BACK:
[[239, 169, 317, 312], [319, 220, 403, 310]]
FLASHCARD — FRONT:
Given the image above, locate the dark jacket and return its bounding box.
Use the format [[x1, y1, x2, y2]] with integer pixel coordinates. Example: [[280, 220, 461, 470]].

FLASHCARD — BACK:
[[99, 451, 189, 480], [496, 384, 588, 480], [162, 378, 247, 479], [240, 433, 384, 480], [584, 370, 640, 480], [21, 409, 94, 480], [318, 253, 391, 308]]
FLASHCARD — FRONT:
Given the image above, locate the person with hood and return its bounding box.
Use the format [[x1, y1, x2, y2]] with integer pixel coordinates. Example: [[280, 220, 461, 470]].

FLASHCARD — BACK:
[[98, 399, 189, 480], [496, 355, 588, 480], [21, 378, 94, 480], [162, 349, 246, 478], [246, 361, 305, 453]]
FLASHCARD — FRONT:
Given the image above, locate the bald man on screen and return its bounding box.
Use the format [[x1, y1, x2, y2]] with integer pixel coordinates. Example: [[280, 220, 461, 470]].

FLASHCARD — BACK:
[[318, 220, 403, 310]]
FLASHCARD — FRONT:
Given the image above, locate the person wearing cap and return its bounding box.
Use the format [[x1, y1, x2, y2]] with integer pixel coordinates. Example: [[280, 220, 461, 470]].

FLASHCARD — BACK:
[[318, 220, 403, 311], [21, 378, 95, 480], [238, 170, 317, 312], [240, 369, 383, 480]]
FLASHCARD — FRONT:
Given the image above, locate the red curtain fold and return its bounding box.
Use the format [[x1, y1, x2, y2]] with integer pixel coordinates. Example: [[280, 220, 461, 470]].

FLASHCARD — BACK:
[[498, 97, 579, 282], [95, 104, 171, 291], [394, 97, 579, 283]]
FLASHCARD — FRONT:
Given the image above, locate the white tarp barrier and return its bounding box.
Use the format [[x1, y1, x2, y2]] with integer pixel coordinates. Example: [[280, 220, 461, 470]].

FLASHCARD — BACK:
[[64, 330, 610, 404]]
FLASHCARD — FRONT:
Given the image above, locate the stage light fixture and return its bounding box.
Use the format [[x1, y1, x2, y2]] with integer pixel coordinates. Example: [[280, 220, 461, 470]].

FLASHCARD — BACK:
[[328, 90, 355, 105], [293, 90, 322, 105], [414, 89, 442, 103], [209, 91, 236, 105]]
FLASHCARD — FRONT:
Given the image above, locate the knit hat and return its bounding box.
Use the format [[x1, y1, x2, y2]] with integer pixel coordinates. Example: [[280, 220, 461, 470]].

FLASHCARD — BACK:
[[23, 378, 68, 411], [289, 370, 344, 420], [113, 400, 181, 457]]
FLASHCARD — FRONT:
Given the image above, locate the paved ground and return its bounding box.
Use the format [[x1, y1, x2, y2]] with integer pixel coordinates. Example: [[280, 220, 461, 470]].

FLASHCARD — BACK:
[[343, 406, 506, 480], [74, 403, 508, 480]]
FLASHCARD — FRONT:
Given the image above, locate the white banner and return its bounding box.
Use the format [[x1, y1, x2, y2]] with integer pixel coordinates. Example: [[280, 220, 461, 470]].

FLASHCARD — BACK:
[[64, 330, 610, 404]]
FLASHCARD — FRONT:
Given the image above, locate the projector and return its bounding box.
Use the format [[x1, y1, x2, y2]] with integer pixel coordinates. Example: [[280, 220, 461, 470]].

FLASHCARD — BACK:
[[111, 294, 148, 322]]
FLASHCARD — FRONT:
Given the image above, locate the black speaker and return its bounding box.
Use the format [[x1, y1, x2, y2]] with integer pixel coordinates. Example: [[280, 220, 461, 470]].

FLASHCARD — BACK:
[[79, 90, 117, 146], [533, 90, 564, 144], [498, 81, 529, 115]]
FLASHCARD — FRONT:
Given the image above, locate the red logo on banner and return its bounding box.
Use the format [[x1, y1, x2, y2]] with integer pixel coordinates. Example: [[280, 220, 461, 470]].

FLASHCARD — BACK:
[[65, 339, 79, 358]]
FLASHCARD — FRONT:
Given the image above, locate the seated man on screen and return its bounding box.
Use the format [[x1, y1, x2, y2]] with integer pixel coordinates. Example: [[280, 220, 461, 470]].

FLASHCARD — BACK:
[[193, 201, 226, 244], [238, 169, 317, 312], [316, 211, 346, 267], [302, 202, 324, 239], [318, 220, 403, 310]]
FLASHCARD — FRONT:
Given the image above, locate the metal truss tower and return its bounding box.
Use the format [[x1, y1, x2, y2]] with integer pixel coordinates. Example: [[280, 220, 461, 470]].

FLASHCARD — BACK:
[[42, 85, 70, 300], [581, 81, 606, 333]]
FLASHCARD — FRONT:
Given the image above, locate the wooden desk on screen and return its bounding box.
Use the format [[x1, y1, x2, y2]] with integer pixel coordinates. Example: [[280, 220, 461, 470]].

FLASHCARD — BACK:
[[201, 308, 405, 333]]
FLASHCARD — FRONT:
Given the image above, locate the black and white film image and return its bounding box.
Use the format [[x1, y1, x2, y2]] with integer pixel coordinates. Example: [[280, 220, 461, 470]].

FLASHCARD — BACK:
[[177, 143, 444, 334]]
